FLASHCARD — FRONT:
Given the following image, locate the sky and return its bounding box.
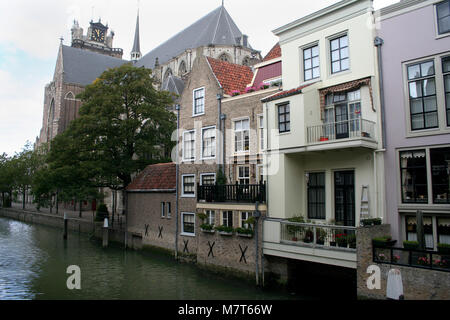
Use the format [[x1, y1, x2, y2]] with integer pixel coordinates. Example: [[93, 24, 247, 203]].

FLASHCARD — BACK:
[[0, 0, 399, 157]]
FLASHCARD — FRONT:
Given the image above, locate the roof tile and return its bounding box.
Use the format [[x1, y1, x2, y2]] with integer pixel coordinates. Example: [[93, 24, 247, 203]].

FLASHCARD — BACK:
[[126, 162, 176, 191], [263, 43, 281, 62]]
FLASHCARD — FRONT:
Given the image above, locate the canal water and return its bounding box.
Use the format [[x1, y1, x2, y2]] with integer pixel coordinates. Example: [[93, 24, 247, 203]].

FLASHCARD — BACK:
[[0, 217, 301, 300]]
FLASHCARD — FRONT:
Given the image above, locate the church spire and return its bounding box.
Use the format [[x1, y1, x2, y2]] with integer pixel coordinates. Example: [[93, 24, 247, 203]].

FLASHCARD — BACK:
[[131, 9, 141, 61]]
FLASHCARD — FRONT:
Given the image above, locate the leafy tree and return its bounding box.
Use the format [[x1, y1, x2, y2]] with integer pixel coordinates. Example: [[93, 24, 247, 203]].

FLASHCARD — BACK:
[[47, 64, 176, 214], [0, 153, 14, 207]]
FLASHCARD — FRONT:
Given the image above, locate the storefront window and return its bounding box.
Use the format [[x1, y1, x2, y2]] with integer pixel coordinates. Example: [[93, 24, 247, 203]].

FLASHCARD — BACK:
[[431, 147, 450, 204]]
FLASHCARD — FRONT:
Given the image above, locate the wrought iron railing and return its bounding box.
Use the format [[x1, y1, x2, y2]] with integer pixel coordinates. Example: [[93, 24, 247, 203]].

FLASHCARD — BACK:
[[307, 118, 376, 144], [373, 245, 450, 272], [280, 221, 357, 251], [197, 183, 266, 203]]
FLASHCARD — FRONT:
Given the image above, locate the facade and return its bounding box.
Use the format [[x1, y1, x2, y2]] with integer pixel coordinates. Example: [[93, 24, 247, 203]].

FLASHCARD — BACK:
[[126, 163, 176, 251], [262, 0, 383, 269], [379, 0, 450, 249]]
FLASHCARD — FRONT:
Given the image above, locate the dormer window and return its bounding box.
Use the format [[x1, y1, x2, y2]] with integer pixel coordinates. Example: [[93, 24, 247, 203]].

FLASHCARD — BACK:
[[193, 87, 205, 116]]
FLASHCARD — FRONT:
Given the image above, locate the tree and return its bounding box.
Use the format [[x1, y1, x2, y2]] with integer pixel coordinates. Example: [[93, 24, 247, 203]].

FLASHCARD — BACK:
[[47, 64, 176, 214], [0, 153, 14, 207]]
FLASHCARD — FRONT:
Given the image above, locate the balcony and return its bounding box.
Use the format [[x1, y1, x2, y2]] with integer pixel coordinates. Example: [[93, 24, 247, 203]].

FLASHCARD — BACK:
[[306, 118, 377, 151], [263, 218, 357, 268], [197, 183, 266, 204]]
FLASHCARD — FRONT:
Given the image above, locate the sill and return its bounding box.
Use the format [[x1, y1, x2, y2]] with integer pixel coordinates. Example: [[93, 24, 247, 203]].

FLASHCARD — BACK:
[[435, 32, 450, 40], [406, 127, 450, 138], [181, 195, 196, 198], [201, 156, 216, 161], [278, 131, 291, 136], [192, 113, 205, 118], [182, 159, 196, 163], [180, 233, 196, 237]]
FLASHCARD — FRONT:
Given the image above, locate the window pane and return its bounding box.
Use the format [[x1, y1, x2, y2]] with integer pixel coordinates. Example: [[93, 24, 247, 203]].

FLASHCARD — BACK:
[[331, 39, 339, 50], [308, 172, 326, 219], [423, 96, 437, 112], [331, 50, 340, 62], [444, 74, 450, 90], [312, 57, 319, 68], [431, 148, 450, 204], [235, 121, 242, 131], [421, 61, 435, 77], [341, 58, 349, 71], [411, 114, 424, 130], [313, 67, 320, 78], [332, 61, 340, 73], [340, 47, 349, 59], [409, 81, 423, 98], [425, 112, 438, 128], [312, 46, 319, 57], [304, 48, 311, 59], [339, 35, 348, 47], [423, 78, 436, 96], [243, 120, 250, 130], [437, 1, 450, 19], [305, 69, 312, 80], [305, 59, 312, 69], [408, 64, 421, 80], [443, 57, 450, 73], [439, 16, 450, 34]]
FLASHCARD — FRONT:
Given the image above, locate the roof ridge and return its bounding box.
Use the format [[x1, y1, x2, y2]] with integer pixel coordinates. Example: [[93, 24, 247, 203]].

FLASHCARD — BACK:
[[211, 6, 223, 44]]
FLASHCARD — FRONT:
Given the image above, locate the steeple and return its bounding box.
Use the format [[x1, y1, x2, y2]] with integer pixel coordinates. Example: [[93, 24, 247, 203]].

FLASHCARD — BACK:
[[131, 10, 141, 61]]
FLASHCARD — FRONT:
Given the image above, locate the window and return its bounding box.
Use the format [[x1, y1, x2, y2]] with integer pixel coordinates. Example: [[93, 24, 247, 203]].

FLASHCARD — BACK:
[[406, 216, 434, 249], [201, 174, 216, 186], [431, 147, 450, 204], [278, 103, 290, 133], [400, 150, 428, 203], [307, 173, 326, 220], [183, 130, 195, 161], [182, 213, 195, 235], [219, 53, 230, 62], [202, 127, 216, 159], [323, 90, 361, 139], [182, 175, 195, 197], [161, 202, 166, 218], [304, 45, 320, 81], [234, 119, 250, 152], [206, 210, 215, 226], [193, 88, 205, 115], [330, 34, 349, 74], [443, 56, 450, 126], [167, 202, 172, 218], [223, 211, 233, 228], [436, 0, 450, 35], [238, 166, 250, 185], [241, 212, 253, 229], [258, 115, 264, 151], [407, 61, 438, 130], [437, 217, 450, 245]]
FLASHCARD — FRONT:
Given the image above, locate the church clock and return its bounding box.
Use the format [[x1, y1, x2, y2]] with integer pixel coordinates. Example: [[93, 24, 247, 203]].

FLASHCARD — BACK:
[[91, 28, 105, 42]]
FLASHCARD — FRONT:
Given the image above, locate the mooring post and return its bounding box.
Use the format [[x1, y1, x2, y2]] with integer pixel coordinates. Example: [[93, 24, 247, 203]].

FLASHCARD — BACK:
[[103, 218, 109, 248], [63, 212, 68, 240]]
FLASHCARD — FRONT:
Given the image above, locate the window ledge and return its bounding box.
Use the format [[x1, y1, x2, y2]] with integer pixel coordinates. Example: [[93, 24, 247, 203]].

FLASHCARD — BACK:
[[180, 233, 196, 237], [181, 195, 196, 198], [192, 113, 205, 118]]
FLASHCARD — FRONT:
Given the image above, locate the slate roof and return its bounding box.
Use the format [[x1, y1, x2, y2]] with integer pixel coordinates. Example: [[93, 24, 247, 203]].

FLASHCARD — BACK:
[[161, 75, 185, 95], [136, 6, 247, 69], [131, 12, 141, 54], [206, 57, 253, 96], [263, 43, 281, 62], [62, 45, 128, 86], [126, 163, 176, 192]]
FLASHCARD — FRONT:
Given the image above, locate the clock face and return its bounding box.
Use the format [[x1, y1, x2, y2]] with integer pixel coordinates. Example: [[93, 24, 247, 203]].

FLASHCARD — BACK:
[[92, 28, 105, 42]]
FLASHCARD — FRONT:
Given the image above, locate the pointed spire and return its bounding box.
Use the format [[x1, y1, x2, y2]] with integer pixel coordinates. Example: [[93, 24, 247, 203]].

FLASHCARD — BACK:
[[131, 9, 142, 61]]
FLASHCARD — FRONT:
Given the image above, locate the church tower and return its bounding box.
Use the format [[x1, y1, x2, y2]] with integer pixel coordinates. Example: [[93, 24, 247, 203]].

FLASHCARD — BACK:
[[130, 11, 142, 61]]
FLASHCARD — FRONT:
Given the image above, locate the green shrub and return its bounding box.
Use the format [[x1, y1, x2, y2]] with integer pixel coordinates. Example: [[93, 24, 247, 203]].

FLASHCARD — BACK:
[[235, 227, 254, 235], [438, 243, 450, 254], [200, 224, 214, 231], [286, 216, 305, 234], [215, 225, 233, 233], [403, 240, 419, 249], [197, 212, 207, 221]]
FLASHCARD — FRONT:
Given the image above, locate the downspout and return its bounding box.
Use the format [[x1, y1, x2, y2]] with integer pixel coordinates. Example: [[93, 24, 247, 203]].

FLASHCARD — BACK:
[[217, 93, 224, 174], [175, 104, 181, 260], [262, 101, 270, 287], [255, 201, 261, 286]]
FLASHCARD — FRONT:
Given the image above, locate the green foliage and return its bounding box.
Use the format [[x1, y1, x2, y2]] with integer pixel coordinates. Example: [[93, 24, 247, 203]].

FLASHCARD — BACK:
[[286, 216, 305, 234], [244, 216, 256, 226], [197, 212, 207, 221], [403, 240, 419, 249], [214, 225, 234, 233], [95, 204, 109, 222], [235, 227, 254, 235], [361, 218, 383, 226], [438, 243, 450, 254], [200, 224, 214, 231], [216, 169, 227, 185]]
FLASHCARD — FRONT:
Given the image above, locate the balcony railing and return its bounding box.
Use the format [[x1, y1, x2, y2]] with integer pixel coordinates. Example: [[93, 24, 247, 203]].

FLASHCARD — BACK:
[[307, 118, 376, 144], [280, 221, 357, 251], [197, 183, 266, 203], [373, 245, 450, 272]]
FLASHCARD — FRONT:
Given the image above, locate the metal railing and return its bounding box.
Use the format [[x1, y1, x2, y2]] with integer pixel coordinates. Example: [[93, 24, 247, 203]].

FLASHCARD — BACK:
[[197, 183, 266, 203], [307, 118, 376, 144], [280, 221, 357, 251], [373, 245, 450, 272]]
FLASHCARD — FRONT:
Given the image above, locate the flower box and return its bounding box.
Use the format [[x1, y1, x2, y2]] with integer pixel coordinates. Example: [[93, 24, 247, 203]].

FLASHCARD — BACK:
[[372, 237, 396, 248], [319, 137, 329, 142], [219, 231, 233, 236], [201, 228, 215, 234], [237, 233, 253, 238]]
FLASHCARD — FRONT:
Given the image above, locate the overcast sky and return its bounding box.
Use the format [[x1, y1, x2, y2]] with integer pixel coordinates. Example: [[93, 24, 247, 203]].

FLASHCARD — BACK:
[[0, 0, 398, 156]]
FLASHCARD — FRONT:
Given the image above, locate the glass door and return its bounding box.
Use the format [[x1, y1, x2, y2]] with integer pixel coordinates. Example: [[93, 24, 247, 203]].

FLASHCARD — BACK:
[[335, 103, 349, 139], [335, 171, 355, 227]]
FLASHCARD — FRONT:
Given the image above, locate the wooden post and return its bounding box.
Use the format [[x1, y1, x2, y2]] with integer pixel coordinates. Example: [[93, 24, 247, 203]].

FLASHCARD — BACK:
[[63, 212, 68, 240], [103, 218, 109, 248]]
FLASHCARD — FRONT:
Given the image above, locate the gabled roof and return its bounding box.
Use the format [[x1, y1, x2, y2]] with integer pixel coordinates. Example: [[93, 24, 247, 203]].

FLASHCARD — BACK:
[[62, 45, 128, 86], [136, 6, 248, 69], [263, 43, 281, 62], [206, 57, 253, 96], [126, 162, 176, 192], [161, 75, 185, 95]]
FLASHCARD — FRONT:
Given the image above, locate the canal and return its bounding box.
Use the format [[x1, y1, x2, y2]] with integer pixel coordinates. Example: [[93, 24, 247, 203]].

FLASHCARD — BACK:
[[0, 217, 302, 300]]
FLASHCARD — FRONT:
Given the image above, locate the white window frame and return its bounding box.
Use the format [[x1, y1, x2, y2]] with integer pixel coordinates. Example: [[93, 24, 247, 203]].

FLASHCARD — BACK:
[[161, 202, 165, 218], [328, 32, 350, 76], [241, 211, 254, 229], [181, 174, 196, 198], [200, 173, 216, 186], [222, 211, 233, 228], [182, 130, 196, 162], [181, 212, 196, 236], [303, 43, 320, 82], [234, 118, 250, 154], [206, 210, 215, 226], [237, 165, 250, 185], [258, 114, 264, 152], [201, 126, 216, 160], [193, 87, 205, 116], [167, 202, 171, 219]]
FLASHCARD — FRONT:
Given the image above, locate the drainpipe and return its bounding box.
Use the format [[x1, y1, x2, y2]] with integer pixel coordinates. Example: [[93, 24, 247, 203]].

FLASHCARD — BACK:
[[217, 93, 224, 174], [175, 104, 180, 260], [374, 36, 386, 150], [254, 201, 261, 286]]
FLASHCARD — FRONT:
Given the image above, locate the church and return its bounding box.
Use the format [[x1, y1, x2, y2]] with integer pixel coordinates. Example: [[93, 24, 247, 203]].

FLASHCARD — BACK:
[[35, 4, 262, 213]]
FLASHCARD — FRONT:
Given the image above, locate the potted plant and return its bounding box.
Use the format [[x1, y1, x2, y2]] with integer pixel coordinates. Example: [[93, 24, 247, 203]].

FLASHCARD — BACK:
[[417, 256, 430, 266], [303, 228, 314, 243], [286, 216, 305, 235], [258, 82, 270, 90], [336, 233, 348, 248], [372, 236, 397, 248], [316, 228, 327, 245], [378, 253, 386, 261], [197, 212, 207, 221], [437, 243, 450, 255], [392, 254, 401, 263], [403, 240, 419, 250], [230, 90, 241, 97], [235, 227, 254, 238], [319, 136, 329, 142], [361, 218, 373, 227], [200, 223, 215, 234], [215, 225, 233, 236], [245, 86, 256, 93], [347, 234, 357, 249]]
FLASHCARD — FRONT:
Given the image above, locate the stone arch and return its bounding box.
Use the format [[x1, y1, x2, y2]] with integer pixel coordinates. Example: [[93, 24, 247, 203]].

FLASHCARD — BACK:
[[163, 68, 173, 83], [178, 60, 187, 75], [218, 53, 232, 63], [65, 91, 75, 100]]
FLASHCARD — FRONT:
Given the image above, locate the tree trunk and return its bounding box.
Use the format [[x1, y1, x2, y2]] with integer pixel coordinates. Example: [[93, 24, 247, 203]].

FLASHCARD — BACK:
[[56, 192, 59, 215], [22, 188, 26, 210], [79, 200, 82, 218]]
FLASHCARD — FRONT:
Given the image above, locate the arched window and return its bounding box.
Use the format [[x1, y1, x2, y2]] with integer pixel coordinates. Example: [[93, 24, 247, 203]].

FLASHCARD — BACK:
[[242, 56, 251, 66], [219, 53, 231, 62], [179, 61, 187, 75], [65, 92, 75, 100], [164, 68, 173, 83]]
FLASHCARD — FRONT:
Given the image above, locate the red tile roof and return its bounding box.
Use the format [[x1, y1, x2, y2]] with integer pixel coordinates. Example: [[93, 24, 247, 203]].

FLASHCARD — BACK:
[[263, 43, 281, 62], [261, 83, 313, 103], [126, 162, 176, 191], [206, 57, 254, 96]]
